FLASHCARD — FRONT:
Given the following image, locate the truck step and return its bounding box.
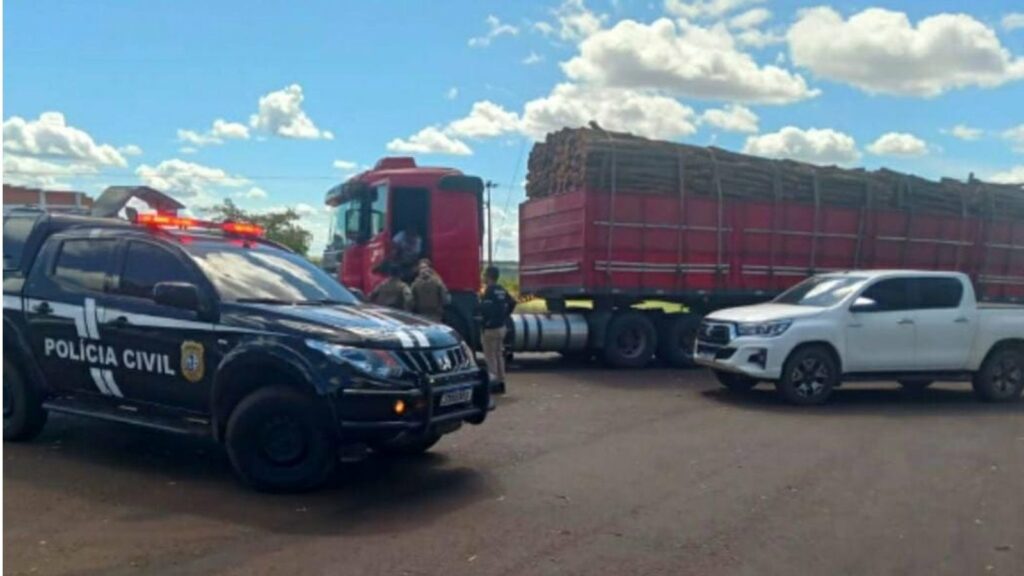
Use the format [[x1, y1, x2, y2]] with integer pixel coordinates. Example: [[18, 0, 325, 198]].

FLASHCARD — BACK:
[[42, 395, 212, 437]]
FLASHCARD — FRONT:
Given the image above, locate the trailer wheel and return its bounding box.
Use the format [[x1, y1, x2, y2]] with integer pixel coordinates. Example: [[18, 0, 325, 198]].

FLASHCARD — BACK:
[[972, 346, 1024, 403], [657, 315, 700, 368], [603, 312, 657, 368]]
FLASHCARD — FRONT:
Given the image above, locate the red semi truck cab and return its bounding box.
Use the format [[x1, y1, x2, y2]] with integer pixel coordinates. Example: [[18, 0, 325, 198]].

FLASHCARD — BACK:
[[324, 157, 485, 344]]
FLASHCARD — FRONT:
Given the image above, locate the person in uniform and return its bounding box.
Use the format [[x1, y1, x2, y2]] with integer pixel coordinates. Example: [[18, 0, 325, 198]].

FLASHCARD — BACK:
[[391, 225, 423, 280], [411, 259, 450, 323], [369, 263, 413, 311], [479, 265, 516, 394]]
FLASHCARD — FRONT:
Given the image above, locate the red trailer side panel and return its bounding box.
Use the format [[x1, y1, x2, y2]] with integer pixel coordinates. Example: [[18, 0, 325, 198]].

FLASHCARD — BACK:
[[520, 188, 1024, 304]]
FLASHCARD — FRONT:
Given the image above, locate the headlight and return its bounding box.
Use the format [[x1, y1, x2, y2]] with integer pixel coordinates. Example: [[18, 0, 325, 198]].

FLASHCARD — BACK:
[[736, 320, 793, 338], [460, 339, 477, 366], [306, 340, 404, 379]]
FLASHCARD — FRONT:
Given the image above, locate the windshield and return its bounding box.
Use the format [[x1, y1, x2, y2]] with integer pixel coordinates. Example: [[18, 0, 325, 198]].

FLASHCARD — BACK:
[[185, 241, 358, 304], [773, 275, 868, 307]]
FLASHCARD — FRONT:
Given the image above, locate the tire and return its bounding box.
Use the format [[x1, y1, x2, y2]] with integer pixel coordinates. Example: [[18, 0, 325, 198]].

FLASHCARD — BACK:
[[225, 386, 336, 492], [602, 312, 657, 369], [370, 432, 442, 457], [972, 347, 1024, 403], [657, 315, 700, 368], [4, 358, 48, 442], [898, 379, 934, 393], [776, 346, 840, 406], [714, 370, 758, 392]]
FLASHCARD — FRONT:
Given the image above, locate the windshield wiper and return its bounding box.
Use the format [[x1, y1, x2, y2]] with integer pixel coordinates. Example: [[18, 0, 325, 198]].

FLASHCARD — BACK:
[[294, 298, 350, 306], [235, 297, 298, 305]]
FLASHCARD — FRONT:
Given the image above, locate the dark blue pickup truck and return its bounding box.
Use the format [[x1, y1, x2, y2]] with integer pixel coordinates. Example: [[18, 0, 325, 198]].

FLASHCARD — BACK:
[[3, 203, 491, 491]]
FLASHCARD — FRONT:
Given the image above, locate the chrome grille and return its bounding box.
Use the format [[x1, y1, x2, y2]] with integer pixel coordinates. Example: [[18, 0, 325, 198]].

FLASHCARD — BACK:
[[698, 320, 733, 345], [396, 345, 474, 375]]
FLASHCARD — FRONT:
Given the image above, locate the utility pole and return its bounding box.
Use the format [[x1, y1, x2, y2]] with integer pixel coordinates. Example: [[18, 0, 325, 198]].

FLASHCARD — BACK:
[[484, 180, 497, 268]]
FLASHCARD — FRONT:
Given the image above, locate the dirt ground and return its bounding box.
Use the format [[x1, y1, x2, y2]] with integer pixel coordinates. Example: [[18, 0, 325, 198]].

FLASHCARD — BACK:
[[4, 356, 1023, 575]]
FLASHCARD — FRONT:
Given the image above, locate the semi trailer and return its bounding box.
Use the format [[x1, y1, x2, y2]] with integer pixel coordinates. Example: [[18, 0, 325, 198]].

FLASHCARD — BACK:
[[327, 128, 1024, 368]]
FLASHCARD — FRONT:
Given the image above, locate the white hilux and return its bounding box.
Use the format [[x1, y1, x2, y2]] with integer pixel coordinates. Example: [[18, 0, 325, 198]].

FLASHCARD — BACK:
[[695, 270, 1024, 405]]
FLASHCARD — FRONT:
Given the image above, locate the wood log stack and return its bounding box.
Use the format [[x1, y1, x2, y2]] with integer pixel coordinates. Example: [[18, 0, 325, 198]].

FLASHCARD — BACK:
[[525, 127, 1024, 218]]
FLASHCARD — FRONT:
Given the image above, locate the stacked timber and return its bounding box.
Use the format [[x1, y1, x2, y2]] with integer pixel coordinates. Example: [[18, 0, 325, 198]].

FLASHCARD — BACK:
[[525, 127, 1024, 218]]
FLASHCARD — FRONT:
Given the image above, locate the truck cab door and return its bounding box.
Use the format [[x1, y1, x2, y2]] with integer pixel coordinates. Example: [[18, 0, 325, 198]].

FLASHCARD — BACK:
[[910, 277, 973, 371], [363, 181, 390, 290], [102, 239, 217, 413], [845, 278, 917, 373], [24, 236, 120, 398]]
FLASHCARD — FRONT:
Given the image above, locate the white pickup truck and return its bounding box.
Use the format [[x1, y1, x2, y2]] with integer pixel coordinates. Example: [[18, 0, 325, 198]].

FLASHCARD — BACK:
[[695, 270, 1024, 405]]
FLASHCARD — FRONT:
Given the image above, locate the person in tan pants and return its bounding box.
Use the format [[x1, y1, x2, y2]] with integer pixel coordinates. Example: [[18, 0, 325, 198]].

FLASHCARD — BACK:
[[479, 266, 515, 394]]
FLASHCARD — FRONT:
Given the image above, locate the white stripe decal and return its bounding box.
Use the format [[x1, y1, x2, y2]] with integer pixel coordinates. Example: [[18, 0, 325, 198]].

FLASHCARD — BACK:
[[410, 329, 430, 347], [84, 298, 100, 339], [3, 295, 21, 310], [394, 330, 415, 348], [101, 370, 123, 398], [90, 368, 111, 395]]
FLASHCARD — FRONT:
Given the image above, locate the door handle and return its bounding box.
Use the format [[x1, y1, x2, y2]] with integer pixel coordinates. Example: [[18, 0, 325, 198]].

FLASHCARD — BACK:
[[954, 317, 969, 324], [32, 301, 52, 315], [110, 315, 131, 327], [897, 318, 915, 325]]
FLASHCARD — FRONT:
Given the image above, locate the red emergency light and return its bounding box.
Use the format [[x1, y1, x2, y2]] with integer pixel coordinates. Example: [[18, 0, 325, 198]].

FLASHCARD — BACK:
[[135, 213, 264, 237]]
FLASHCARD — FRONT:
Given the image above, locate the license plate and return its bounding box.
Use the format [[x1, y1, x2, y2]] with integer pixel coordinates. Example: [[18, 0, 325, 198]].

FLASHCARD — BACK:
[[440, 388, 473, 407]]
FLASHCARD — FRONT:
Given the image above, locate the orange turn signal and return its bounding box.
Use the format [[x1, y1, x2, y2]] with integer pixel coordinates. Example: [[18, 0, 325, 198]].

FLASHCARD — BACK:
[[393, 400, 406, 415]]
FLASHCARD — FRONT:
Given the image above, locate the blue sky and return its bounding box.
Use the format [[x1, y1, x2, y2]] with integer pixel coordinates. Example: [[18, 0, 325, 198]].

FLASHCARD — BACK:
[[4, 0, 1024, 258]]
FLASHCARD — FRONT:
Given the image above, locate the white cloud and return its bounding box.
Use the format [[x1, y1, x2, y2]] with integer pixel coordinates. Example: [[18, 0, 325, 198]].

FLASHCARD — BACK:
[[135, 158, 248, 202], [867, 132, 928, 157], [2, 155, 98, 188], [485, 205, 521, 260], [445, 87, 459, 100], [1002, 124, 1024, 152], [743, 126, 860, 165], [945, 124, 983, 141], [468, 15, 519, 47], [179, 146, 199, 155], [1003, 13, 1024, 31], [523, 51, 544, 65], [665, 0, 764, 20], [3, 112, 127, 167], [446, 101, 521, 139], [729, 8, 771, 29], [177, 129, 218, 147], [562, 18, 818, 104], [699, 104, 759, 133], [249, 84, 333, 140], [989, 166, 1024, 184], [553, 0, 606, 41], [178, 118, 249, 148], [386, 127, 472, 156], [119, 144, 143, 156], [233, 186, 268, 199], [787, 7, 1024, 97], [520, 83, 697, 141], [533, 21, 556, 36], [332, 160, 359, 171]]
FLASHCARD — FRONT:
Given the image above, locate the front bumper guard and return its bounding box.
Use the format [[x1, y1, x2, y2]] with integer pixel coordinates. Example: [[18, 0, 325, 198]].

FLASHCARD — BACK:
[[335, 367, 492, 435]]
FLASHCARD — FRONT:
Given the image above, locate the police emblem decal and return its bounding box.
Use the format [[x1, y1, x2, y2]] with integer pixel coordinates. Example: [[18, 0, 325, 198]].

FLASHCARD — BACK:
[[181, 341, 205, 383]]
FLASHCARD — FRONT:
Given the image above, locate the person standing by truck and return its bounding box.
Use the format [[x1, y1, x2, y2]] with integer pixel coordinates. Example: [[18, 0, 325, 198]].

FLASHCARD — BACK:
[[480, 266, 516, 394], [412, 259, 449, 322], [369, 263, 413, 311]]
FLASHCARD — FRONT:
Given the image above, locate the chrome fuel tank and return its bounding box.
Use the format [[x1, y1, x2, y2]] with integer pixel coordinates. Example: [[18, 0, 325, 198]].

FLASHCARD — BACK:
[[509, 313, 589, 352]]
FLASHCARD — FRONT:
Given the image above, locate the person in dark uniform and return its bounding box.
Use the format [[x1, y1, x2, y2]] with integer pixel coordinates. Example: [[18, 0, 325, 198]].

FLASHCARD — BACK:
[[479, 265, 516, 394]]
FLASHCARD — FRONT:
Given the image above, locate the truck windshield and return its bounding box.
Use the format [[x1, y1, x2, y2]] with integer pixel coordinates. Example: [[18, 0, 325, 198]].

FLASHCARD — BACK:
[[773, 276, 868, 307], [185, 241, 359, 305]]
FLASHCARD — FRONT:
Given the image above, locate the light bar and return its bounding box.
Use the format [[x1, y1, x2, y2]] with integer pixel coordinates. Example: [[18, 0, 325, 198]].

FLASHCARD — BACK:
[[221, 222, 265, 236], [136, 213, 198, 228], [135, 213, 264, 237]]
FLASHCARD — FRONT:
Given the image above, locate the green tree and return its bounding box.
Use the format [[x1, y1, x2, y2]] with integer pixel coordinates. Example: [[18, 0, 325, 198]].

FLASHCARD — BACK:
[[205, 199, 313, 255]]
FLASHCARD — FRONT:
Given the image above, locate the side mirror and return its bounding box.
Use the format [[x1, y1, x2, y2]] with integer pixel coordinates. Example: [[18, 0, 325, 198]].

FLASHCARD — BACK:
[[348, 287, 367, 302], [344, 209, 361, 241], [153, 282, 201, 312], [850, 296, 878, 313]]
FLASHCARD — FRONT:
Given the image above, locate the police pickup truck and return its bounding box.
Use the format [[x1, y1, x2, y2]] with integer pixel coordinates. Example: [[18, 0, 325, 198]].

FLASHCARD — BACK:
[[3, 203, 491, 491]]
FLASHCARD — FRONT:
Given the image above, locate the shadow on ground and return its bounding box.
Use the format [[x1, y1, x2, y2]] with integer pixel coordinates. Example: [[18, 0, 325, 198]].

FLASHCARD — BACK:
[[702, 384, 1024, 417], [3, 414, 494, 537]]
